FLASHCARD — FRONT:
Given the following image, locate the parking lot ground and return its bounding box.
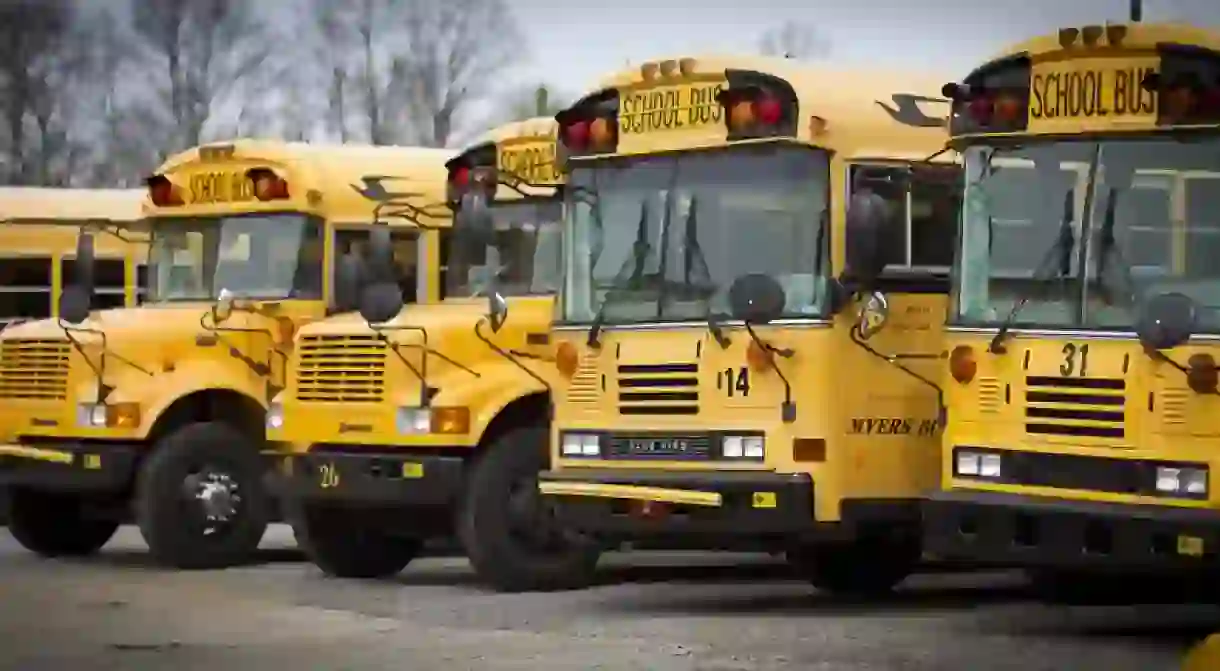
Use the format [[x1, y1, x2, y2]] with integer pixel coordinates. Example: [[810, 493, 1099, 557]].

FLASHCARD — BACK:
[[0, 526, 1216, 670]]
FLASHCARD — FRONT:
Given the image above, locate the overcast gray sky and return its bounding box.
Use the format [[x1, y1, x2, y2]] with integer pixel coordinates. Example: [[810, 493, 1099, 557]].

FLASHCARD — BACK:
[[505, 0, 1220, 94]]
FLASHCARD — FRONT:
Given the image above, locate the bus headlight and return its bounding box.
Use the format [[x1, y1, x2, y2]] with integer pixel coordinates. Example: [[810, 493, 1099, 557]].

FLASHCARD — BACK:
[[265, 403, 284, 430], [76, 402, 140, 429], [76, 403, 108, 428], [1156, 466, 1208, 497], [721, 434, 764, 460], [954, 448, 1002, 478], [561, 433, 601, 457], [396, 408, 431, 434]]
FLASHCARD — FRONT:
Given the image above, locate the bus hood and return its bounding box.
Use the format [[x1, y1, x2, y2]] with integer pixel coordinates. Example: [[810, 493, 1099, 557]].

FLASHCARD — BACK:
[[1, 304, 244, 353], [301, 297, 555, 338]]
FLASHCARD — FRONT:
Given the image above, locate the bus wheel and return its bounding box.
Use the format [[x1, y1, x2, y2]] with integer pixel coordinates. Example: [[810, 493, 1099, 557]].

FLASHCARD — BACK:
[[289, 502, 421, 579], [6, 487, 118, 557], [790, 535, 919, 596], [459, 426, 600, 592], [136, 421, 270, 569]]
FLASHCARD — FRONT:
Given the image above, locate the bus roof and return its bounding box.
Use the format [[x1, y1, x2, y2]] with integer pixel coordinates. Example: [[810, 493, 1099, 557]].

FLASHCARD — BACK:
[[469, 116, 557, 147], [151, 139, 454, 226], [456, 117, 563, 200], [0, 187, 145, 224], [986, 22, 1220, 65], [590, 55, 955, 161]]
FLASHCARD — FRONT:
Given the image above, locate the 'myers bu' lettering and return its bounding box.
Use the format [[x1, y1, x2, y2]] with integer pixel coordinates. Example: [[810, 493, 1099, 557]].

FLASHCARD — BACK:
[[188, 171, 255, 205], [620, 83, 725, 135], [498, 142, 560, 186], [850, 417, 939, 436], [1029, 65, 1157, 121]]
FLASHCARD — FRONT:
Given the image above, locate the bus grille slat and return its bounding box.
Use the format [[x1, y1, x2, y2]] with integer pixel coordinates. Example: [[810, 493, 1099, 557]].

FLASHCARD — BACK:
[[0, 339, 70, 401], [1024, 375, 1126, 440], [294, 335, 386, 403]]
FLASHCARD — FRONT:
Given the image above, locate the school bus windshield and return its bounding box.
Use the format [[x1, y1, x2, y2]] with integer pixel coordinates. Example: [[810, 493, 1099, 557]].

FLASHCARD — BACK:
[[955, 135, 1220, 332], [446, 197, 562, 299], [561, 144, 828, 325], [146, 214, 324, 302]]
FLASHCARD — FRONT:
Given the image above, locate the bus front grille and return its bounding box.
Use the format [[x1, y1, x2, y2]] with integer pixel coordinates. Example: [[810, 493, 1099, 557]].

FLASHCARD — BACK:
[[294, 335, 386, 403], [0, 339, 70, 401], [1024, 375, 1126, 440], [617, 363, 699, 416]]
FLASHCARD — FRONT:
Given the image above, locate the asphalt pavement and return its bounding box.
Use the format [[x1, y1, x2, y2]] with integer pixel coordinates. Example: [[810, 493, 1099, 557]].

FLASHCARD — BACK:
[[0, 526, 1215, 670]]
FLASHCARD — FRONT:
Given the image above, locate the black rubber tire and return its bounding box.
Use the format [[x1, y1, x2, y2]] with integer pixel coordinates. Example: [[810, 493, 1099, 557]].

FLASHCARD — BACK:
[[5, 487, 118, 557], [459, 425, 600, 592], [135, 421, 270, 569], [289, 502, 420, 579], [790, 536, 920, 596]]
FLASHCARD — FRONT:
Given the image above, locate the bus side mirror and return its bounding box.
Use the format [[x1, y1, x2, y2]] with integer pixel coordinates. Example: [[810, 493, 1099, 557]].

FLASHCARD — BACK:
[[1137, 292, 1196, 351], [213, 288, 235, 323], [454, 191, 495, 255], [842, 191, 889, 292], [855, 291, 890, 340], [58, 231, 96, 324], [729, 273, 787, 325], [487, 291, 508, 332], [333, 252, 364, 314], [358, 227, 405, 324]]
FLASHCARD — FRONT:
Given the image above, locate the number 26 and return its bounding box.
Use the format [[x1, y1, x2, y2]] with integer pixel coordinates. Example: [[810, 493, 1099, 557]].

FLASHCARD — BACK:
[[1060, 343, 1090, 376], [720, 366, 750, 397]]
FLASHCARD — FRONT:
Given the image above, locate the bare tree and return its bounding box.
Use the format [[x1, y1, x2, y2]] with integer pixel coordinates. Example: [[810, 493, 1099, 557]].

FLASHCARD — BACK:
[[502, 83, 572, 122], [132, 0, 277, 155], [758, 21, 831, 60], [0, 0, 78, 185], [311, 0, 525, 147], [396, 0, 525, 147], [77, 5, 160, 187]]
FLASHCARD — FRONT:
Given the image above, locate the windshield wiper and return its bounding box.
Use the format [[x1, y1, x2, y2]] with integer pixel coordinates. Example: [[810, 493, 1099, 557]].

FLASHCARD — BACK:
[[1093, 188, 1138, 307], [587, 198, 647, 349], [989, 188, 1077, 354]]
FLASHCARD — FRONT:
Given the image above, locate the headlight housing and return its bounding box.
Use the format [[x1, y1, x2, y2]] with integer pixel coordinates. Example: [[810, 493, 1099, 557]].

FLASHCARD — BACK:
[[396, 407, 470, 435], [265, 403, 284, 430], [560, 432, 601, 457], [953, 448, 1003, 478], [720, 434, 764, 460], [1156, 466, 1208, 497], [76, 402, 140, 429]]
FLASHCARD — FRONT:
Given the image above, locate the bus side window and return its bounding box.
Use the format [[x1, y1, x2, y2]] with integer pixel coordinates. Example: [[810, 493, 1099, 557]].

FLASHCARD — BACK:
[[62, 257, 127, 310], [0, 257, 52, 320], [333, 228, 418, 306], [908, 164, 961, 268], [136, 264, 149, 304]]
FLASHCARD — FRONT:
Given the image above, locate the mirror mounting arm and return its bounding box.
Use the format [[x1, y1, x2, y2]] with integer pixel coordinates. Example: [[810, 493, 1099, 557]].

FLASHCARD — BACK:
[[369, 325, 433, 407], [474, 319, 551, 393], [848, 324, 946, 425], [743, 324, 796, 423]]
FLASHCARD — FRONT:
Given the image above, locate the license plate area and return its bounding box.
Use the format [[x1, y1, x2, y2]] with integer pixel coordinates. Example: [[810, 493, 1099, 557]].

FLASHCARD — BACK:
[[606, 433, 713, 459]]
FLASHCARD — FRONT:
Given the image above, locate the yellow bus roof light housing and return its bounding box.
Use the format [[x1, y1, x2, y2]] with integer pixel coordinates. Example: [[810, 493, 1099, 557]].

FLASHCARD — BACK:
[[944, 56, 1032, 137], [145, 174, 184, 207], [715, 69, 798, 140], [554, 88, 620, 167], [246, 167, 290, 202]]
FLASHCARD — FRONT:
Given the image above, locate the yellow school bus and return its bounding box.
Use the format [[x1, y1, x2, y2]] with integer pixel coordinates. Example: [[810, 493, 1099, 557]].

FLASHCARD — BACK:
[[920, 22, 1220, 595], [265, 119, 582, 591], [0, 187, 147, 327], [519, 56, 962, 593], [0, 140, 450, 568]]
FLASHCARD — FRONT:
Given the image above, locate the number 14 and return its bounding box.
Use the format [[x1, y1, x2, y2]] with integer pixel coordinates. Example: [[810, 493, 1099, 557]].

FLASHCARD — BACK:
[[720, 366, 751, 397]]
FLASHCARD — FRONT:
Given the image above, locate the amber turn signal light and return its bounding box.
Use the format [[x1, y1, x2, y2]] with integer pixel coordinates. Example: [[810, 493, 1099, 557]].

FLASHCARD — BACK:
[[949, 345, 977, 384], [1187, 353, 1218, 394], [555, 341, 579, 378]]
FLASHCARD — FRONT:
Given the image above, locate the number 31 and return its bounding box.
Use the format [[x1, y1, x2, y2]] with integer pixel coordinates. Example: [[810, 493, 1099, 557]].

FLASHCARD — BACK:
[[1061, 343, 1090, 376]]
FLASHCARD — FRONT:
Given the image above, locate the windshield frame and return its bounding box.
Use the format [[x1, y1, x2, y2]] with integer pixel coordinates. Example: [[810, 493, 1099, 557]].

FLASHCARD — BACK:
[[144, 210, 324, 304], [557, 142, 832, 328], [443, 193, 564, 300], [949, 131, 1220, 335]]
